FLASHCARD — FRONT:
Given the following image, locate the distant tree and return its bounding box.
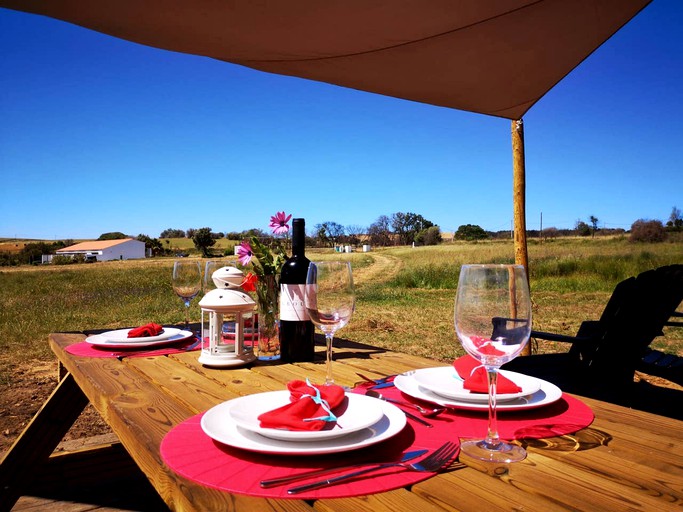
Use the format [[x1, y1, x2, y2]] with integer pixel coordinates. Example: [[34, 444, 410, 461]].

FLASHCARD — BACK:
[[18, 242, 60, 265], [630, 219, 667, 243], [345, 224, 365, 246], [543, 227, 559, 239], [315, 224, 330, 247], [98, 232, 127, 240], [454, 224, 488, 241], [589, 215, 599, 238], [324, 222, 345, 243], [391, 212, 434, 245], [160, 228, 186, 238], [415, 226, 442, 246], [315, 222, 345, 247], [666, 206, 682, 231], [192, 227, 216, 256], [575, 220, 591, 237], [367, 215, 393, 246], [136, 234, 163, 256], [185, 228, 197, 239]]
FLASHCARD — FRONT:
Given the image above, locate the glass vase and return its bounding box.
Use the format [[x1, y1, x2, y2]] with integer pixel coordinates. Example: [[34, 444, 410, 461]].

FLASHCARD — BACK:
[[256, 274, 280, 361]]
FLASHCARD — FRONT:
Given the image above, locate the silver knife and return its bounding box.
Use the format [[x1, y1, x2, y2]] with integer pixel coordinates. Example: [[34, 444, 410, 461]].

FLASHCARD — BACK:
[[260, 449, 427, 488]]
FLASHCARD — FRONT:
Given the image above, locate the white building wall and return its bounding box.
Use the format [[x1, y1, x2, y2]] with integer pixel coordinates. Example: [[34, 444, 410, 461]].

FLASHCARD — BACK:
[[99, 240, 145, 261], [53, 239, 146, 262]]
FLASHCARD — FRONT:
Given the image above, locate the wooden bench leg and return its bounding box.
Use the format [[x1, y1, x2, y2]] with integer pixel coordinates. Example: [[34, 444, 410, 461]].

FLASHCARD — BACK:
[[0, 372, 89, 510]]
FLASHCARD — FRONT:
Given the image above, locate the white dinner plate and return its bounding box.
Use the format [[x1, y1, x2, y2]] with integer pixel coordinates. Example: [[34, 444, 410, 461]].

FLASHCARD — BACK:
[[85, 329, 194, 349], [100, 327, 182, 343], [413, 366, 541, 402], [394, 372, 562, 412], [201, 395, 407, 455], [228, 391, 385, 442]]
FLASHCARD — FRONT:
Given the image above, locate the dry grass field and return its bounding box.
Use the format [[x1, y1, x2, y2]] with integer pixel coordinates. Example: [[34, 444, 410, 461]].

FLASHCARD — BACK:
[[1, 237, 681, 453]]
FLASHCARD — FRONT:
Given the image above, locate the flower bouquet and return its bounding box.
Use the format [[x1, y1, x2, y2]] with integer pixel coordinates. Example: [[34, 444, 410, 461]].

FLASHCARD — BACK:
[[236, 211, 291, 360]]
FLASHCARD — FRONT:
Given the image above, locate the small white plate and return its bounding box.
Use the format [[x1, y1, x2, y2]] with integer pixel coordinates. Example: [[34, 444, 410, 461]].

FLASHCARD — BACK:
[[200, 395, 406, 455], [100, 327, 182, 343], [394, 372, 562, 412], [413, 366, 541, 402], [85, 330, 193, 349], [228, 391, 384, 442]]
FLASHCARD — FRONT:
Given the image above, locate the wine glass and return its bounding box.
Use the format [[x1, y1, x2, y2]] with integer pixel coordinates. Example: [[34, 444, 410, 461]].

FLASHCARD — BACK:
[[454, 264, 532, 463], [305, 261, 355, 385], [172, 260, 202, 329]]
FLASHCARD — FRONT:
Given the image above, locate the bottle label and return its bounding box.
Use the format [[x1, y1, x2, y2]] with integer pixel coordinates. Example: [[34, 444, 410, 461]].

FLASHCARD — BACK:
[[280, 284, 310, 321]]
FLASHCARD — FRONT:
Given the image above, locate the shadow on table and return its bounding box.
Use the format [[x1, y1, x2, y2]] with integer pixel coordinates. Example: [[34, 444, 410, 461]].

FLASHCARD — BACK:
[[313, 333, 389, 360]]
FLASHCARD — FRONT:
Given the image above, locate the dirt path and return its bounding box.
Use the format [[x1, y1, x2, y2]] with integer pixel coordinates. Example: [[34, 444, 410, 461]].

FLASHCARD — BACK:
[[353, 251, 403, 285]]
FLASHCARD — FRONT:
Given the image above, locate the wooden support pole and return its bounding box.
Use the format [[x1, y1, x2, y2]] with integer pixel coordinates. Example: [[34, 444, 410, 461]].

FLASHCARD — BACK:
[[512, 119, 531, 355]]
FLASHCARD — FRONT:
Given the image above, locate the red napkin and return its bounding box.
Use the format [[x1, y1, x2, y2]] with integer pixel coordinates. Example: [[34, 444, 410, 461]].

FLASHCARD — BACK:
[[453, 355, 522, 394], [127, 323, 164, 338], [258, 380, 346, 431]]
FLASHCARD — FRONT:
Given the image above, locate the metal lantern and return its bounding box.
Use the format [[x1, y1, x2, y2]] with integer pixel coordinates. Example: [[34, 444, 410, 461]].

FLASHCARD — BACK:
[[210, 265, 244, 289], [198, 266, 256, 367]]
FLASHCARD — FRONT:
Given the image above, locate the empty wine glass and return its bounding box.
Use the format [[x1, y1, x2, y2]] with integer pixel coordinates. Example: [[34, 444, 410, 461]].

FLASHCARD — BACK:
[[305, 261, 355, 385], [172, 260, 202, 329], [454, 264, 532, 463]]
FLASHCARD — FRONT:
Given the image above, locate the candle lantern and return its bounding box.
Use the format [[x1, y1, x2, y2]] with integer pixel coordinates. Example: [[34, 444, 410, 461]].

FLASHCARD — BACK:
[[198, 266, 256, 367]]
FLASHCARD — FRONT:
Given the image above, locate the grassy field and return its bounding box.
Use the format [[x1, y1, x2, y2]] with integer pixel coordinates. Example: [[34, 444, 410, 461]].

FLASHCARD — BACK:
[[1, 238, 681, 383]]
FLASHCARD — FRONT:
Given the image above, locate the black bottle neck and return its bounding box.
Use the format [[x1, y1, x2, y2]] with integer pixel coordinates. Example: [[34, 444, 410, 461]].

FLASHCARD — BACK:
[[291, 218, 305, 257]]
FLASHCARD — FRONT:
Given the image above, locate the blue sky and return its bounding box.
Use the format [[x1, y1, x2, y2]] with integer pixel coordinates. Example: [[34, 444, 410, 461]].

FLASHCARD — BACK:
[[1, 2, 682, 240]]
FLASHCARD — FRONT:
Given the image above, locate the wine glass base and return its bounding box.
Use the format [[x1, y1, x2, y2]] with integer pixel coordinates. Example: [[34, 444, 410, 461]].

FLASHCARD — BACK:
[[460, 439, 527, 463]]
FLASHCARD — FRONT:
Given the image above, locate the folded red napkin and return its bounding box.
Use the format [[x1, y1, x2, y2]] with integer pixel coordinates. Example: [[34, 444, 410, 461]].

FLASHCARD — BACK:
[[258, 380, 346, 431], [453, 355, 522, 394], [127, 323, 164, 338]]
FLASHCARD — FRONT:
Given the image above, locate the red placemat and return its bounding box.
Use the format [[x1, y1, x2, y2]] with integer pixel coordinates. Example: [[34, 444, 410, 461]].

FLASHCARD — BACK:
[[354, 381, 594, 440], [161, 375, 592, 499], [161, 402, 460, 499], [65, 336, 199, 358]]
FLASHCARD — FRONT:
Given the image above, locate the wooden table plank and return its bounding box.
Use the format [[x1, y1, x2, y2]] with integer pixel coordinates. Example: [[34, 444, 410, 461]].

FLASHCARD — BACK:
[[413, 469, 570, 512], [314, 487, 457, 512]]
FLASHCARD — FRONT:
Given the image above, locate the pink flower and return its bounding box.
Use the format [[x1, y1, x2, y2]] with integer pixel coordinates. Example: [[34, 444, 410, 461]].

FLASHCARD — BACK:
[[269, 211, 292, 235], [236, 241, 253, 266]]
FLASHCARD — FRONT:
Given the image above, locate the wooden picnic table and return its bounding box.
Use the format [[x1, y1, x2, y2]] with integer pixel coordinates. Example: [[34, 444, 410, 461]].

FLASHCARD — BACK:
[[2, 332, 682, 511]]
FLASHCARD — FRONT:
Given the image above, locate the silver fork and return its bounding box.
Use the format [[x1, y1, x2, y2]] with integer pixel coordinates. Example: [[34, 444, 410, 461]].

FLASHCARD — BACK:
[[287, 441, 459, 494]]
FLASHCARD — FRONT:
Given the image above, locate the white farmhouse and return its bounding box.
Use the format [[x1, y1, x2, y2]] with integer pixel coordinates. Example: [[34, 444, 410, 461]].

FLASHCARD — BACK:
[[55, 238, 146, 262]]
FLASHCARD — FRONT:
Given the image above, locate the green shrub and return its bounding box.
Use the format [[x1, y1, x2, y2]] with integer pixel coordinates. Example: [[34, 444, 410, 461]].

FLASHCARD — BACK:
[[52, 255, 74, 265]]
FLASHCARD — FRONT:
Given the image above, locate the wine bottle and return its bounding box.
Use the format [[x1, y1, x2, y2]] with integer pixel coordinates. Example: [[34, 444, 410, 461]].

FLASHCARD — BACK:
[[279, 218, 315, 362]]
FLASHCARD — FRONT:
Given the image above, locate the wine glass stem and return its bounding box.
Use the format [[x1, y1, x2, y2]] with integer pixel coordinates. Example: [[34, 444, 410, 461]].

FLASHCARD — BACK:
[[485, 369, 501, 449], [325, 333, 334, 385], [184, 301, 191, 329]]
